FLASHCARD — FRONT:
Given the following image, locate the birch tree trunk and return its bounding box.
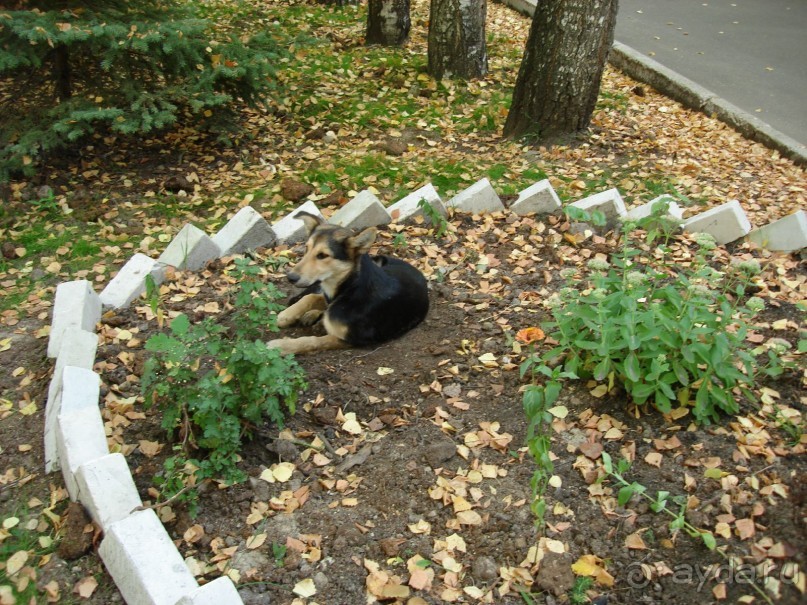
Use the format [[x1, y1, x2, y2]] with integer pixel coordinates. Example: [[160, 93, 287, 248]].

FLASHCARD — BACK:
[[503, 0, 618, 139], [366, 0, 411, 46], [427, 0, 488, 80]]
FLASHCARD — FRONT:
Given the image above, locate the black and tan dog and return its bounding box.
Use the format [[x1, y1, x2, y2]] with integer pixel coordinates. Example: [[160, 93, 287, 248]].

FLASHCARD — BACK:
[[267, 212, 429, 355]]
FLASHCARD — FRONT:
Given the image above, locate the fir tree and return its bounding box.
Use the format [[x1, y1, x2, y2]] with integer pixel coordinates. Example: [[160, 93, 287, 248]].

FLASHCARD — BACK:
[[0, 0, 287, 180]]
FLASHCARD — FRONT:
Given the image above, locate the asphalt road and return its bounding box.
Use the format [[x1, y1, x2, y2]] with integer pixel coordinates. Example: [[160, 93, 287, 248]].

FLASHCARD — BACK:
[[615, 0, 807, 147]]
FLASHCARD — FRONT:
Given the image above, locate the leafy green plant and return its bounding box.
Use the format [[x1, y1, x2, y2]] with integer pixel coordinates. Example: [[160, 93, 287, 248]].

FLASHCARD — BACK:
[[518, 329, 576, 529], [228, 257, 287, 339], [417, 198, 450, 239], [141, 261, 306, 509], [541, 201, 787, 424]]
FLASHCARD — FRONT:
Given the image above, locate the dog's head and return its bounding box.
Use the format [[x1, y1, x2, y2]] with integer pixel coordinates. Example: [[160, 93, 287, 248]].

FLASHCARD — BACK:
[[286, 211, 376, 298]]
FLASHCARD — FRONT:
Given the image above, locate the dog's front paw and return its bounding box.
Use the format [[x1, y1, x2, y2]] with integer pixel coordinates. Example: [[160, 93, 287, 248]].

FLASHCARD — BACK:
[[276, 308, 296, 329], [267, 338, 293, 355], [299, 309, 323, 326]]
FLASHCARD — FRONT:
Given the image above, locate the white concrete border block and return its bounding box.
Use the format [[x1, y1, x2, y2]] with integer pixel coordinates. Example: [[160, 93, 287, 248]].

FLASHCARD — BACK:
[[45, 334, 99, 474], [158, 224, 221, 271], [75, 453, 142, 532], [48, 280, 101, 358], [684, 199, 752, 244], [388, 183, 447, 223], [55, 367, 107, 498], [747, 210, 807, 252], [624, 195, 685, 222], [46, 327, 99, 405], [330, 190, 392, 230], [570, 188, 627, 224], [100, 254, 166, 310], [212, 206, 277, 256], [511, 179, 562, 215], [272, 201, 323, 244], [175, 577, 243, 605], [447, 178, 505, 214], [99, 509, 198, 605]]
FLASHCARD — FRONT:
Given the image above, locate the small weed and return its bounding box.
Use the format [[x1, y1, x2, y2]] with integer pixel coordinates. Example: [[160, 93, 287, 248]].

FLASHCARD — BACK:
[[144, 273, 164, 327], [597, 89, 629, 113], [602, 453, 718, 549], [28, 190, 60, 215], [569, 576, 594, 605], [272, 541, 287, 567], [417, 198, 449, 239], [391, 232, 407, 250], [519, 353, 576, 529]]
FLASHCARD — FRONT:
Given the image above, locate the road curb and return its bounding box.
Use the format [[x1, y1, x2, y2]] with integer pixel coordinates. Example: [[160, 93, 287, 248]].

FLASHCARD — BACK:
[[499, 0, 807, 167], [609, 43, 807, 167]]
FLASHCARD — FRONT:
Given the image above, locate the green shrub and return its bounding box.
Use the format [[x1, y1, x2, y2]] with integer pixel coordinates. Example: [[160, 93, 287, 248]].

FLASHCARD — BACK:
[[141, 259, 306, 508], [535, 201, 787, 424], [0, 0, 287, 180]]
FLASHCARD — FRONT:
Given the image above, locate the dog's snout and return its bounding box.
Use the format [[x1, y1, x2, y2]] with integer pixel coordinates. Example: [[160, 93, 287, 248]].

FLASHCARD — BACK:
[[287, 271, 300, 285]]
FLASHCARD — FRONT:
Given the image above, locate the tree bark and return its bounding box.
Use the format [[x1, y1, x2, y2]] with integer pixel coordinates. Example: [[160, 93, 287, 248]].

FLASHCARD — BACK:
[[503, 0, 618, 140], [366, 0, 411, 46], [52, 44, 72, 101], [427, 0, 487, 80]]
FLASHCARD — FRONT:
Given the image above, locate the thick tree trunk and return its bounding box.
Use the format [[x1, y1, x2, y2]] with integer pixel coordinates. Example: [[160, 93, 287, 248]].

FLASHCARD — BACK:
[[52, 44, 72, 101], [366, 0, 411, 46], [427, 0, 487, 80], [503, 0, 618, 140]]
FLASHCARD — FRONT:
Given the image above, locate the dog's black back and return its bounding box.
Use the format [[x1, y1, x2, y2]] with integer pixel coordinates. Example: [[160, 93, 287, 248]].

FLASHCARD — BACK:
[[329, 254, 429, 347]]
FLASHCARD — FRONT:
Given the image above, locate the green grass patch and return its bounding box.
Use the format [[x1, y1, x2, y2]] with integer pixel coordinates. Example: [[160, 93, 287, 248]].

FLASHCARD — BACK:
[[0, 506, 58, 603]]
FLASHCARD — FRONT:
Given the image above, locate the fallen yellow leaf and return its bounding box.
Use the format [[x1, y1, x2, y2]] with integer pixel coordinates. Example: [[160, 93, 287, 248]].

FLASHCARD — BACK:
[[5, 549, 28, 576], [74, 575, 98, 599], [292, 578, 317, 598]]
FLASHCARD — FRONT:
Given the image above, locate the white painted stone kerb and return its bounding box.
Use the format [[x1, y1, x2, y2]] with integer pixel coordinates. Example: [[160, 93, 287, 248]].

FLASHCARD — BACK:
[[212, 206, 277, 256], [624, 195, 685, 223], [511, 179, 562, 215], [388, 183, 447, 223], [175, 577, 243, 605], [684, 199, 752, 244], [747, 210, 807, 252], [100, 253, 167, 310], [330, 189, 392, 230], [570, 187, 627, 224], [99, 509, 199, 605], [55, 366, 107, 499], [158, 224, 221, 271], [75, 453, 143, 532], [272, 200, 323, 244], [44, 328, 99, 473], [47, 280, 101, 358], [447, 178, 505, 214]]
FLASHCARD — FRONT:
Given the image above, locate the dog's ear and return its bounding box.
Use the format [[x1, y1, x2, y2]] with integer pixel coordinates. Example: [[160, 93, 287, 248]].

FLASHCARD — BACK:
[[295, 211, 324, 234], [347, 227, 377, 255]]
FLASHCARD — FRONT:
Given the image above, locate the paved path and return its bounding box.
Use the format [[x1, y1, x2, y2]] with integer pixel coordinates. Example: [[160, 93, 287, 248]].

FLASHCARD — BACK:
[[615, 0, 807, 148]]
